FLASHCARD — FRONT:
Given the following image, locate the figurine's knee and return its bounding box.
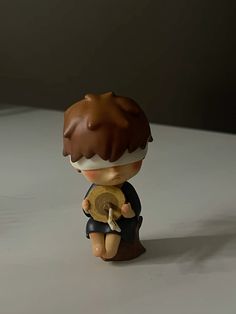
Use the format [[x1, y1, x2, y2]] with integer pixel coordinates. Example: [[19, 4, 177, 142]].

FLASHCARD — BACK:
[[92, 245, 104, 257]]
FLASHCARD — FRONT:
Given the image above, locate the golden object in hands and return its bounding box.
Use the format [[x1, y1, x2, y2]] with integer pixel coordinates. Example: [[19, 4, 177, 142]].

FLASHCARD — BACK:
[[87, 185, 125, 223]]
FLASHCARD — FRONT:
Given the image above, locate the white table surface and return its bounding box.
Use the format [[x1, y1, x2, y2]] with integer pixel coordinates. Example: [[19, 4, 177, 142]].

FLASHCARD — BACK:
[[1, 105, 236, 314]]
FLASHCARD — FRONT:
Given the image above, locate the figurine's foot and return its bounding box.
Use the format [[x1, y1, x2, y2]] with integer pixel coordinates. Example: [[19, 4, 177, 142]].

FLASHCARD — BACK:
[[102, 240, 146, 261], [102, 251, 117, 260], [102, 216, 146, 262], [102, 233, 121, 259]]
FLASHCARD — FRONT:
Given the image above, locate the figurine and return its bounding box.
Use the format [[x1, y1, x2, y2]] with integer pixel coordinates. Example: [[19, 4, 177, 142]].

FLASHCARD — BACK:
[[63, 92, 152, 261]]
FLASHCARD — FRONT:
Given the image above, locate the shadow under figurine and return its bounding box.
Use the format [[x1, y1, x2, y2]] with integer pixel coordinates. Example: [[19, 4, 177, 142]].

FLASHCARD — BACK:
[[63, 92, 152, 261]]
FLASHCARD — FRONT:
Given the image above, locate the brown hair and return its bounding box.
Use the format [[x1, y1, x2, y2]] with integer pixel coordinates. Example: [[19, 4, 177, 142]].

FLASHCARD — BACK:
[[63, 92, 152, 162]]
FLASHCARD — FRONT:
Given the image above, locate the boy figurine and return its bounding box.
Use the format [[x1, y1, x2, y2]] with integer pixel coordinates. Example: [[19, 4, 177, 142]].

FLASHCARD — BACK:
[[63, 92, 152, 261]]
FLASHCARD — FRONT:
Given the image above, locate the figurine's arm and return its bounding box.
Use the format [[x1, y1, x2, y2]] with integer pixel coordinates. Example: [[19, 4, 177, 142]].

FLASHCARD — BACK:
[[82, 184, 95, 216], [82, 198, 91, 215], [121, 203, 135, 218], [121, 182, 141, 217]]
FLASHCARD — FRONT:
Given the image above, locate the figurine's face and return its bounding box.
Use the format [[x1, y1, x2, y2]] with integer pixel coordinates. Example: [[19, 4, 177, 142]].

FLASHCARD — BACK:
[[80, 160, 142, 186]]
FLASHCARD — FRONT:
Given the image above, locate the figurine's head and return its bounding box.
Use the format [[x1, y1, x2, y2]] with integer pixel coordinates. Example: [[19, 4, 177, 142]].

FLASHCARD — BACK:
[[63, 92, 152, 185]]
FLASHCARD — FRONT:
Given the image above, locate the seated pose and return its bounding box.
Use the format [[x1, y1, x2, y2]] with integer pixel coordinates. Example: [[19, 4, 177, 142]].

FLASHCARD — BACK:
[[63, 92, 152, 261]]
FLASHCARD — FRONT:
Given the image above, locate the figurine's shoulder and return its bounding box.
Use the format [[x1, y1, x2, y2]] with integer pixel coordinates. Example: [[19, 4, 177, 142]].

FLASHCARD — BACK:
[[121, 181, 137, 195], [89, 183, 96, 190], [85, 183, 96, 198]]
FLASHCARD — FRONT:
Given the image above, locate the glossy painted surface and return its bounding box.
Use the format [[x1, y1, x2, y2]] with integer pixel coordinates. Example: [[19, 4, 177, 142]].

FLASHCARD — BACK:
[[1, 106, 236, 314]]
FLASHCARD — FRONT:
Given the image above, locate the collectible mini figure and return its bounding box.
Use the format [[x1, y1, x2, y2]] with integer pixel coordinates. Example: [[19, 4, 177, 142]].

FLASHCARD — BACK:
[[63, 92, 152, 261]]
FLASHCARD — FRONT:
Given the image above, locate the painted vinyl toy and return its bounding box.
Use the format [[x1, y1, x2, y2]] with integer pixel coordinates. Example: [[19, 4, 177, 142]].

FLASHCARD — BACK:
[[63, 92, 152, 261]]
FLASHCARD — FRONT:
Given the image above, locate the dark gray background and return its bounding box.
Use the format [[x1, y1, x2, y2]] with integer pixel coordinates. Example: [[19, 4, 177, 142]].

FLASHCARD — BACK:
[[0, 0, 235, 133]]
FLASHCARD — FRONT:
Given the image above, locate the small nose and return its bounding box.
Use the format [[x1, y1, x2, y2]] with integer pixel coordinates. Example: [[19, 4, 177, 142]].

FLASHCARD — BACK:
[[109, 166, 118, 173], [108, 167, 121, 177]]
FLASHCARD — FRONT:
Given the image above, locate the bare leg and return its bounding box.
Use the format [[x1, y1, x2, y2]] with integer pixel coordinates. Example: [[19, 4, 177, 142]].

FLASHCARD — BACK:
[[89, 233, 105, 257], [103, 234, 121, 259]]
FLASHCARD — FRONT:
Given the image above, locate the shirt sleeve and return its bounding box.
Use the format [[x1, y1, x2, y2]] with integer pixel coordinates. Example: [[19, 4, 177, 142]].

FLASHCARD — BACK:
[[121, 182, 141, 216]]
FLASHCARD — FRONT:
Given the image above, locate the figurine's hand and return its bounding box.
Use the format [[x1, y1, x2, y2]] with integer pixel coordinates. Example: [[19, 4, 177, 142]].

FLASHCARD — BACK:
[[82, 198, 91, 214], [121, 203, 135, 218]]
